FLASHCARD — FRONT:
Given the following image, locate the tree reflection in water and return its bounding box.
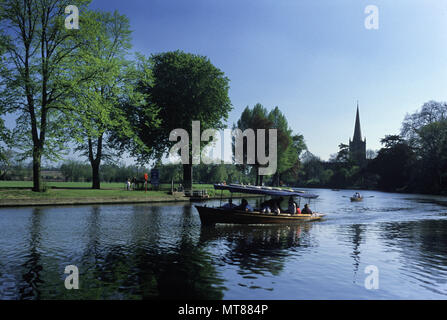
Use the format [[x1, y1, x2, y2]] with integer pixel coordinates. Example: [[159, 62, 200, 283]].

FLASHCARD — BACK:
[[19, 208, 44, 299], [3, 199, 447, 300], [67, 205, 225, 299]]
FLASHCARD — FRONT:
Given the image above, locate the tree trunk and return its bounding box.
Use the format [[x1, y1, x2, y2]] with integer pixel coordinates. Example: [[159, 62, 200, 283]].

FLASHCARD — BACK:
[[91, 160, 100, 189], [183, 163, 193, 190], [255, 165, 259, 186], [32, 148, 43, 192], [88, 135, 103, 190]]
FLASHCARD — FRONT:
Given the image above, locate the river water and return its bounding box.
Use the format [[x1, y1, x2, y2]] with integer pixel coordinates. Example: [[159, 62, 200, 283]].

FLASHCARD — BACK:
[[1, 188, 447, 300]]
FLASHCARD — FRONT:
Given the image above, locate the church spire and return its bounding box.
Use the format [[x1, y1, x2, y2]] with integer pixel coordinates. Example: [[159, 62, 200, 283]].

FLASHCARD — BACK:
[[349, 101, 366, 164], [353, 102, 362, 142]]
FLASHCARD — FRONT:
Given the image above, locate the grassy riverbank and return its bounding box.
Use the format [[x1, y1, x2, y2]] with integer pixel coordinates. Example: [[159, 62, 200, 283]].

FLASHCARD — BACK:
[[0, 181, 248, 207]]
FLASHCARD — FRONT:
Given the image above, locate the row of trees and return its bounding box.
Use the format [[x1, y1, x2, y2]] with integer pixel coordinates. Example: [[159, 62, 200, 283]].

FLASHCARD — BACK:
[[0, 1, 234, 191], [0, 157, 150, 183], [0, 1, 306, 191]]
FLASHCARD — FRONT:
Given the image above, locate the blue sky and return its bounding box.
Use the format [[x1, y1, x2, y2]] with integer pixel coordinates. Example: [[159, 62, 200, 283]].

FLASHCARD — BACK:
[[89, 0, 446, 160], [7, 0, 447, 162]]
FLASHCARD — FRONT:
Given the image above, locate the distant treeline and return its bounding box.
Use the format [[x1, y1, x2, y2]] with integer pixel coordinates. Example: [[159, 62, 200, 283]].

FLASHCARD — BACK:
[[0, 159, 149, 183], [3, 100, 447, 196], [298, 101, 447, 195], [0, 160, 298, 185]]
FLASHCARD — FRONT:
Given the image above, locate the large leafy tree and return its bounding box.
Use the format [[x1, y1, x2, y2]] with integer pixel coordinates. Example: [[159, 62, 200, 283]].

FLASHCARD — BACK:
[[267, 106, 306, 186], [278, 133, 307, 185], [68, 11, 147, 189], [368, 135, 415, 191], [401, 100, 447, 145], [399, 101, 447, 193], [0, 44, 10, 164], [234, 104, 306, 186], [0, 0, 95, 191], [234, 103, 273, 186], [416, 121, 447, 192], [121, 51, 232, 189], [0, 111, 10, 173]]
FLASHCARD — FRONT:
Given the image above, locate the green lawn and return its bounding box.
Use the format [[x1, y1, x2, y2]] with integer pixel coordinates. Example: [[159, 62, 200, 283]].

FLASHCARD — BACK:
[[0, 181, 216, 190], [0, 181, 233, 202], [0, 188, 171, 200], [0, 181, 128, 189]]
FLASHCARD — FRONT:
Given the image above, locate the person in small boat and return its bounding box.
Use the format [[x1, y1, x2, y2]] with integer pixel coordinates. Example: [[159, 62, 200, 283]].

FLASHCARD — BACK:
[[301, 203, 313, 215], [222, 198, 236, 209], [353, 192, 361, 198], [234, 198, 253, 212]]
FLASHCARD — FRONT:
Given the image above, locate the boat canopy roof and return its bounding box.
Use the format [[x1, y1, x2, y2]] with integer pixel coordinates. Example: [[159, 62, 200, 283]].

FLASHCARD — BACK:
[[214, 184, 319, 199]]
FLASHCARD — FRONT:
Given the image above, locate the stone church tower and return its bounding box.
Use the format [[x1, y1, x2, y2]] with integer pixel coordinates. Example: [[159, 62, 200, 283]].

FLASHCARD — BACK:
[[349, 103, 366, 164]]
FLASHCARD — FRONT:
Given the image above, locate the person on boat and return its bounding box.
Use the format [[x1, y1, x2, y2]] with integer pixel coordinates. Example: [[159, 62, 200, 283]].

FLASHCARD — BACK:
[[296, 206, 301, 214], [222, 198, 236, 209], [260, 199, 271, 213], [301, 204, 313, 215], [288, 196, 298, 215], [353, 192, 361, 198], [271, 197, 283, 215], [261, 197, 283, 215], [234, 199, 253, 212]]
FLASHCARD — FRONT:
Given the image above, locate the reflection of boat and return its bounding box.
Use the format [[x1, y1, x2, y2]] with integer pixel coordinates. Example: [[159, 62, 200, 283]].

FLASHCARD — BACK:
[[350, 197, 363, 202], [195, 184, 325, 225], [198, 223, 314, 251]]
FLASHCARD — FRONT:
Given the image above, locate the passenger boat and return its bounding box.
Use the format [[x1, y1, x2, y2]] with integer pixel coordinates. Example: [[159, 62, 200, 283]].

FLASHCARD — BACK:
[[195, 184, 325, 225]]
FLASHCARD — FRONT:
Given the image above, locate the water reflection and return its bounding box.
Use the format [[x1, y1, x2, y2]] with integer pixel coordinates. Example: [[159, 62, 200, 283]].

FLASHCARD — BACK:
[[19, 208, 44, 299], [348, 224, 366, 283], [65, 205, 225, 300], [378, 219, 447, 296], [200, 223, 314, 277], [1, 191, 447, 299]]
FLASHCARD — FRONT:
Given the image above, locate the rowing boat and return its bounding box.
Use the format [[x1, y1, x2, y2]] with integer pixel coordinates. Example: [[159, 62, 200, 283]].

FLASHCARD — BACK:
[[350, 197, 363, 202]]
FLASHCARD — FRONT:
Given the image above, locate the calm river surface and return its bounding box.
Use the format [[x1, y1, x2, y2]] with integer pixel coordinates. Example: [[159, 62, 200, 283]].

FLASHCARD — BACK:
[[1, 189, 447, 300]]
